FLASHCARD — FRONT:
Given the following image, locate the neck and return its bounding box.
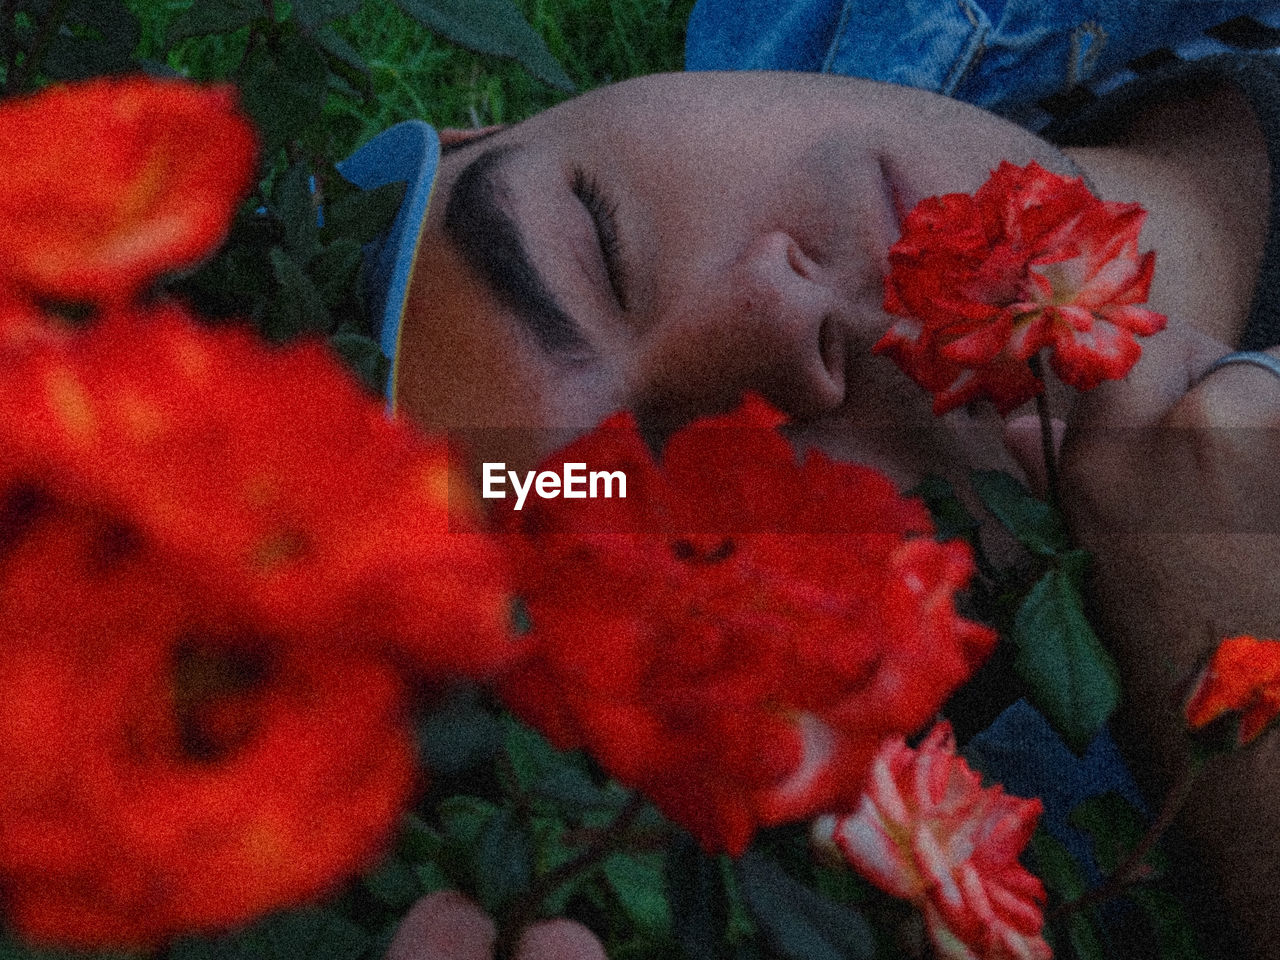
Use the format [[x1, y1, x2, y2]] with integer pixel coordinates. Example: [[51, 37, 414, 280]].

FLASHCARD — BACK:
[[1063, 83, 1270, 349]]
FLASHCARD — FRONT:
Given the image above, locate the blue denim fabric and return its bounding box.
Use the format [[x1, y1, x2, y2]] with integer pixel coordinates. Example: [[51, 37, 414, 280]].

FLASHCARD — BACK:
[[686, 0, 1280, 117], [966, 699, 1147, 880]]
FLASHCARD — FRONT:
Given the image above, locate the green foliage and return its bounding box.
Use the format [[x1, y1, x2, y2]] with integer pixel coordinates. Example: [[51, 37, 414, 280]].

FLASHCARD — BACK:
[[970, 469, 1121, 752], [1013, 558, 1121, 754], [167, 0, 261, 43], [735, 850, 875, 960], [169, 909, 370, 960], [971, 468, 1069, 557], [1068, 791, 1154, 877], [909, 474, 980, 543], [666, 833, 731, 960], [392, 0, 573, 90]]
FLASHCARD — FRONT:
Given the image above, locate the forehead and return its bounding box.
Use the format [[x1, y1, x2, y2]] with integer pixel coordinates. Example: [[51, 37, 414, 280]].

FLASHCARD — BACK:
[[441, 72, 905, 159]]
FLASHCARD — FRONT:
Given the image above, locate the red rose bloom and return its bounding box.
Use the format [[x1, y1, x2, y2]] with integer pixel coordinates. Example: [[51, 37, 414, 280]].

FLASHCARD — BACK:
[[876, 161, 1166, 414], [499, 396, 995, 855], [0, 306, 512, 674], [1185, 635, 1280, 744], [813, 723, 1051, 960], [0, 502, 415, 947], [0, 306, 514, 947], [0, 77, 256, 305]]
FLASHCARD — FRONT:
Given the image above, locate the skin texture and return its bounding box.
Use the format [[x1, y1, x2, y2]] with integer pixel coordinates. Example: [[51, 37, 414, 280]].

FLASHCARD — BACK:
[[390, 72, 1280, 958], [386, 892, 605, 960]]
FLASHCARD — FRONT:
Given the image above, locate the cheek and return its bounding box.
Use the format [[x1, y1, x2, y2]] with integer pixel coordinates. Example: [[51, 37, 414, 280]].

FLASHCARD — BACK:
[[789, 352, 1015, 487]]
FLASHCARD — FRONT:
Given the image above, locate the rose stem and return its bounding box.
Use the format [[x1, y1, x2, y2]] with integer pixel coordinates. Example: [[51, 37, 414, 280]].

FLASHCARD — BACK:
[[1053, 753, 1202, 919], [495, 792, 647, 960], [1029, 354, 1063, 513]]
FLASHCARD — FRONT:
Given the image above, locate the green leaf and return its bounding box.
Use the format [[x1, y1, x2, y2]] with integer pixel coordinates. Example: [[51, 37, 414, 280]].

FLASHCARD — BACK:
[[311, 23, 369, 78], [534, 765, 615, 813], [418, 685, 501, 777], [1027, 832, 1110, 959], [274, 162, 320, 259], [328, 329, 387, 395], [1067, 792, 1153, 877], [1028, 831, 1087, 902], [43, 0, 140, 79], [735, 849, 875, 960], [310, 238, 364, 308], [503, 714, 613, 815], [439, 794, 502, 853], [171, 907, 368, 960], [534, 814, 592, 915], [400, 813, 446, 863], [290, 0, 362, 29], [472, 806, 533, 914], [168, 0, 260, 42], [392, 0, 573, 91], [1066, 914, 1108, 960], [238, 31, 329, 157], [324, 181, 406, 245], [1129, 888, 1207, 960], [605, 852, 673, 936], [327, 180, 407, 245], [972, 469, 1069, 556], [909, 474, 980, 543], [414, 860, 451, 894], [362, 853, 421, 908], [1013, 567, 1121, 754], [266, 246, 330, 340], [666, 832, 730, 960]]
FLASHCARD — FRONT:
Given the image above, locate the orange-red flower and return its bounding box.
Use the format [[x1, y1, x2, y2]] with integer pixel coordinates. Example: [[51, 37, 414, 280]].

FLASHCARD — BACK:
[[1185, 635, 1280, 744], [0, 306, 514, 947], [0, 305, 512, 673], [875, 160, 1166, 415], [0, 76, 256, 305], [813, 723, 1051, 960], [498, 396, 995, 855], [0, 502, 416, 947]]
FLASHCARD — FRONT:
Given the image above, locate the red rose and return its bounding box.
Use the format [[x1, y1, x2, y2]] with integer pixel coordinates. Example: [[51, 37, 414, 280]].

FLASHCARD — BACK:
[[499, 396, 994, 855], [876, 161, 1166, 414], [0, 306, 513, 674], [813, 723, 1051, 960], [1185, 635, 1280, 745], [0, 77, 257, 306], [0, 307, 514, 947], [0, 501, 415, 947]]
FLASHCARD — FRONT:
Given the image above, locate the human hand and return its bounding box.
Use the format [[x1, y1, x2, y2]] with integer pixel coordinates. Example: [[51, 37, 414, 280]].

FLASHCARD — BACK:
[[1004, 330, 1280, 959], [385, 891, 608, 960]]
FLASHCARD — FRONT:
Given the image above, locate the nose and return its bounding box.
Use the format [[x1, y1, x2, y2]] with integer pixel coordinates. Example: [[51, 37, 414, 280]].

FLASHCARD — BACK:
[[638, 231, 848, 425]]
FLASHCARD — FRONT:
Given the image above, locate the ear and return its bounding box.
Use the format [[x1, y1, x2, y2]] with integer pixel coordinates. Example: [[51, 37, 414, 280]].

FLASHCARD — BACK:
[[438, 125, 506, 148]]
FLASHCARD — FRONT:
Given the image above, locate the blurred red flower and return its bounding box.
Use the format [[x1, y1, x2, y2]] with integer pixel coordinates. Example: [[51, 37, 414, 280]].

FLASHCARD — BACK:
[[0, 72, 514, 949], [0, 77, 256, 305], [498, 396, 995, 855], [0, 306, 514, 947], [0, 501, 416, 947], [813, 723, 1051, 960], [1185, 635, 1280, 744], [0, 305, 513, 674], [876, 160, 1166, 415]]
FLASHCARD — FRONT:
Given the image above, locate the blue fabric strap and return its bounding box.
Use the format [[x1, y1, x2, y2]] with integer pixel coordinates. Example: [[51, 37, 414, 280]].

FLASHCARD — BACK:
[[336, 120, 441, 413]]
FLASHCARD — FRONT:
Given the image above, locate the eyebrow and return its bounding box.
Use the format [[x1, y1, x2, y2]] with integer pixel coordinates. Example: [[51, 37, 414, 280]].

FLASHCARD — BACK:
[[442, 144, 587, 354]]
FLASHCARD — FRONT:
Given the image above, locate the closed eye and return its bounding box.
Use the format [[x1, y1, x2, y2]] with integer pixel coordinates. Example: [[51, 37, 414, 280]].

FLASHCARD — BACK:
[[571, 167, 630, 311]]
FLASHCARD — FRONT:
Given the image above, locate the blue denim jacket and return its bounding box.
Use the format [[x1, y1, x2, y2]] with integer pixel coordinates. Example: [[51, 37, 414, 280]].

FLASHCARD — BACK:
[[686, 0, 1280, 122]]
